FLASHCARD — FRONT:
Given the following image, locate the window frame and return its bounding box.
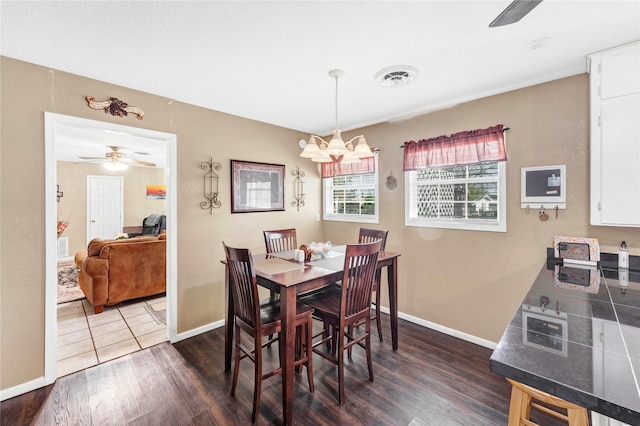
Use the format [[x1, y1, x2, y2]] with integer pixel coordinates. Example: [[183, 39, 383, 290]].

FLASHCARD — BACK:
[[404, 160, 507, 232], [323, 154, 379, 224]]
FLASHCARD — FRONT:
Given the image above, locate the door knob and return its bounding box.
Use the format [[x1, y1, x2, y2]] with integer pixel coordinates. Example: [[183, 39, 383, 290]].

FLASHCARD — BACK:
[[91, 220, 95, 223]]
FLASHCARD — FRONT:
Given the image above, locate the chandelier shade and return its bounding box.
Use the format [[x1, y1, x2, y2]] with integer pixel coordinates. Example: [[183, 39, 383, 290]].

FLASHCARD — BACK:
[[300, 69, 373, 164]]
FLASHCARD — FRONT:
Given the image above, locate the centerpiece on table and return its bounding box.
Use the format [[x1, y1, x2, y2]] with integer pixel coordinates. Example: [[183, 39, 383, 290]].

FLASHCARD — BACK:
[[300, 241, 332, 261]]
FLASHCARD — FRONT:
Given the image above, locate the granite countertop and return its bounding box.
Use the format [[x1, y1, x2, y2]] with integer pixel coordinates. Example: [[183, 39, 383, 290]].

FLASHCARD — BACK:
[[490, 256, 640, 424]]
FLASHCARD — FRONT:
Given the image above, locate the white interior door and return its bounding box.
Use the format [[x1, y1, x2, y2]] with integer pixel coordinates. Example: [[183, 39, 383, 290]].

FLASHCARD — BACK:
[[87, 175, 123, 242]]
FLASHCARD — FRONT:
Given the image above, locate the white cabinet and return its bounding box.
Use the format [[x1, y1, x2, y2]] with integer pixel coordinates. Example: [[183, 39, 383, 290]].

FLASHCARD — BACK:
[[590, 41, 640, 227]]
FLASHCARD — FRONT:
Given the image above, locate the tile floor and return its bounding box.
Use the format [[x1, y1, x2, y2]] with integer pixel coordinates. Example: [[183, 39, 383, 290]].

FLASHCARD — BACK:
[[56, 294, 168, 377]]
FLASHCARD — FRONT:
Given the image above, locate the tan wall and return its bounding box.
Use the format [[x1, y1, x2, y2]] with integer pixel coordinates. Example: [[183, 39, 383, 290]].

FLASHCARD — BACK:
[[324, 74, 640, 343], [57, 161, 167, 256], [0, 57, 322, 390], [4, 56, 640, 395]]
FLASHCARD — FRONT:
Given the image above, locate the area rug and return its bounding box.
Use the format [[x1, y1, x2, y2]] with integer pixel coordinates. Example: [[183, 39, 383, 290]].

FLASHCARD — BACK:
[[58, 261, 85, 304]]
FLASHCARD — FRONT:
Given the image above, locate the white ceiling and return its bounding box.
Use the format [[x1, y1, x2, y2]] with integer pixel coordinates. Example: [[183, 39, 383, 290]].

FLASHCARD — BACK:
[[2, 1, 639, 164]]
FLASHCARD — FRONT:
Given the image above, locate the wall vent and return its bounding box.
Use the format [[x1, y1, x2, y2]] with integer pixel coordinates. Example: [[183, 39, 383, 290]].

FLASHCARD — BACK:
[[375, 65, 419, 88], [57, 237, 69, 257]]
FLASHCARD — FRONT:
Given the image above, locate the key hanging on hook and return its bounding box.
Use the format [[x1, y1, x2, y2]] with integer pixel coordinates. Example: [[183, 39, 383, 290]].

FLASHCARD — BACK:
[[539, 205, 549, 221]]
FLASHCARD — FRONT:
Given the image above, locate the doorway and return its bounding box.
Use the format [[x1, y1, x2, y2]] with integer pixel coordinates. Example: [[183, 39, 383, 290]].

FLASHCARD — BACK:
[[44, 112, 177, 384]]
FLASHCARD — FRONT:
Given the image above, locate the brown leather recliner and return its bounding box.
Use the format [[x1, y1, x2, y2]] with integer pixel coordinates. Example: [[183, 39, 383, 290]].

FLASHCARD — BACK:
[[74, 233, 166, 314]]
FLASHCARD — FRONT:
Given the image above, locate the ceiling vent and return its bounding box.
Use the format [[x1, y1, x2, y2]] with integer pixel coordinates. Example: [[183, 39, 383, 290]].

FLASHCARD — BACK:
[[375, 65, 419, 88]]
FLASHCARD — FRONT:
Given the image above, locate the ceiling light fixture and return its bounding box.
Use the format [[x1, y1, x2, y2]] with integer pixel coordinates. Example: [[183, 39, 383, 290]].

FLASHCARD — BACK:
[[103, 159, 128, 171], [300, 69, 374, 164]]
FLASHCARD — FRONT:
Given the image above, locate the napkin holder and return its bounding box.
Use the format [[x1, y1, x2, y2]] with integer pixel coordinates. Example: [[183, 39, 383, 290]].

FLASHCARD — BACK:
[[553, 236, 600, 268], [299, 245, 313, 262]]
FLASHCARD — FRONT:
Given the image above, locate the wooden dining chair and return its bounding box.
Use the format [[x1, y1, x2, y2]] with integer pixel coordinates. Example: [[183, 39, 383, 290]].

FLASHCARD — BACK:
[[263, 228, 298, 253], [299, 240, 382, 405], [358, 228, 388, 342], [262, 228, 298, 343], [223, 242, 315, 423]]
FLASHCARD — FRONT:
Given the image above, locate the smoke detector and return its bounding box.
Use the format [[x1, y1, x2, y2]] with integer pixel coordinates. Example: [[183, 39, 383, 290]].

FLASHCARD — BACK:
[[375, 65, 419, 88]]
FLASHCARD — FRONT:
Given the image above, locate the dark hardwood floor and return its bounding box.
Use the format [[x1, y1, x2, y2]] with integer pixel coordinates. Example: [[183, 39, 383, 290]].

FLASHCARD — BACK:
[[1, 315, 567, 425]]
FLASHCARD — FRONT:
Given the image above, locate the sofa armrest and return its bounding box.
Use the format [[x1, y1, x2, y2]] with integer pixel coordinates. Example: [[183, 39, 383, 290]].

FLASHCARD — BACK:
[[74, 249, 89, 269]]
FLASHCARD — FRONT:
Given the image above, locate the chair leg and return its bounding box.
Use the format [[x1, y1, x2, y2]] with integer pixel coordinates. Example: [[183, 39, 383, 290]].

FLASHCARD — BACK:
[[337, 328, 346, 405], [567, 407, 590, 425], [323, 323, 332, 351], [251, 334, 263, 424], [365, 320, 374, 382], [305, 316, 315, 393], [374, 287, 383, 342], [507, 383, 532, 426], [231, 325, 241, 395], [295, 325, 302, 374]]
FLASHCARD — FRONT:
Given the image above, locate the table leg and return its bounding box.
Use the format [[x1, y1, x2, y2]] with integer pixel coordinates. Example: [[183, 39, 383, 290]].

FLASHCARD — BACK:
[[280, 286, 296, 425], [387, 257, 399, 351], [224, 263, 233, 373]]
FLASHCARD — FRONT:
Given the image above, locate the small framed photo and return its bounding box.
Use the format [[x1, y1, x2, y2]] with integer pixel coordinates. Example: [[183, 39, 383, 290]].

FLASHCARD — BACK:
[[521, 165, 566, 209], [231, 160, 285, 213]]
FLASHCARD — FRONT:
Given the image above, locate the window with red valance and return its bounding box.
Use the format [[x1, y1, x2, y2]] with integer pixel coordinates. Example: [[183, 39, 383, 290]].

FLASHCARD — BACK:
[[403, 124, 507, 170], [403, 124, 508, 232]]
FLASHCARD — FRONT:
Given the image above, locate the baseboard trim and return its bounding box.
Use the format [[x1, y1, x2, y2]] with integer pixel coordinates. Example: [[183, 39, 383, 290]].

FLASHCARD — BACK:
[[1, 376, 47, 402], [171, 308, 497, 350], [171, 319, 224, 343], [378, 305, 497, 350]]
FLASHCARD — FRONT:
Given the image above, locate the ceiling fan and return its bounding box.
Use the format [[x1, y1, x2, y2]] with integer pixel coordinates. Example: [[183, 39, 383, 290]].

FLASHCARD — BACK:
[[79, 145, 156, 170], [489, 0, 543, 27]]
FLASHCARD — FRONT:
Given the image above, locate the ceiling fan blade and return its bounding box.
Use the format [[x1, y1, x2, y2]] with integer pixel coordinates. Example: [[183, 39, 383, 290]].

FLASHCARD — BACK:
[[489, 0, 543, 28], [78, 156, 106, 160], [120, 158, 156, 167], [133, 160, 156, 167]]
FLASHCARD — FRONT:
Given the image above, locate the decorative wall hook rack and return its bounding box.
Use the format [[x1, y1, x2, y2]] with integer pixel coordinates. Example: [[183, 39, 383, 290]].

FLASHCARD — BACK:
[[201, 157, 222, 214], [524, 204, 560, 221], [291, 166, 305, 211]]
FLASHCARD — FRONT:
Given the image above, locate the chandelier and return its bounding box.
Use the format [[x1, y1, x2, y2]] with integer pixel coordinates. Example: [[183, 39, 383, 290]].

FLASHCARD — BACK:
[[300, 69, 374, 164]]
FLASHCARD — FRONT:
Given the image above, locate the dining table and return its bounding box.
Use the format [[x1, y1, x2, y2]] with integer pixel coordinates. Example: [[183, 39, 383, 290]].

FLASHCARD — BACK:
[[223, 245, 401, 425]]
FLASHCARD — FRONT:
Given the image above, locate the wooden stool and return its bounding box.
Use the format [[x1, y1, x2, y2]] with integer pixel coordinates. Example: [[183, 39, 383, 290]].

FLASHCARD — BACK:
[[506, 378, 590, 426]]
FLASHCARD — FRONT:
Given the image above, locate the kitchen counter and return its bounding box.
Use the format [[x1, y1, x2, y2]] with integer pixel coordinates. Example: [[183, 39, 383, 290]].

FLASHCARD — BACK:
[[490, 258, 640, 424]]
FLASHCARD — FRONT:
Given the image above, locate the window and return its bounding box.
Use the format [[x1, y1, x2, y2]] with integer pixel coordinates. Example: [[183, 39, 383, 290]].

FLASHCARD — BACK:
[[403, 124, 507, 232], [323, 154, 379, 223], [405, 160, 506, 231]]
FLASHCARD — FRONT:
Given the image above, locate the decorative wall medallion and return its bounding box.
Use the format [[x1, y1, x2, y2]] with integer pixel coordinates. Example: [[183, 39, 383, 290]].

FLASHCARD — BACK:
[[386, 172, 398, 190], [86, 96, 145, 120]]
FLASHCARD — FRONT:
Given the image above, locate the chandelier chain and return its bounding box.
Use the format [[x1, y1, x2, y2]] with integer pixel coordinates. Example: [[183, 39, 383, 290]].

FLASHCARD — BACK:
[[334, 73, 339, 131]]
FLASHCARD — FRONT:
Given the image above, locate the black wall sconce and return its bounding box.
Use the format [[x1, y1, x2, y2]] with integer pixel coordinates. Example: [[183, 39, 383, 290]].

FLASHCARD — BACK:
[[201, 157, 222, 214], [291, 166, 305, 211]]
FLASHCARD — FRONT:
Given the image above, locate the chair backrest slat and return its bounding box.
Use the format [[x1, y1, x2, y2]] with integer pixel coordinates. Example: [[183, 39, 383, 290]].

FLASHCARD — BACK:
[[224, 243, 260, 329], [263, 228, 298, 253], [341, 240, 382, 320], [358, 228, 388, 250], [358, 228, 388, 285]]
